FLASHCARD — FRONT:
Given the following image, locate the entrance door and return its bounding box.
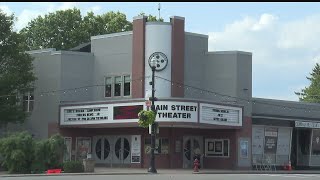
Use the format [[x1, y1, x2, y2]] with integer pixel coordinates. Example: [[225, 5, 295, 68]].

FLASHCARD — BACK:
[[183, 136, 203, 168], [93, 136, 112, 164], [113, 136, 131, 164]]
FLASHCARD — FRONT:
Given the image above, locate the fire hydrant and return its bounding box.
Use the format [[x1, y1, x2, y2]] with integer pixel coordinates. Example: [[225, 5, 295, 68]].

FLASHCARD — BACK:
[[193, 158, 200, 172]]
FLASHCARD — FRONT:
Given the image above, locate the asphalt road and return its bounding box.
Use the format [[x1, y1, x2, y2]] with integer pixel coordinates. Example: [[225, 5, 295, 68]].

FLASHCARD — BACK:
[[3, 174, 320, 180]]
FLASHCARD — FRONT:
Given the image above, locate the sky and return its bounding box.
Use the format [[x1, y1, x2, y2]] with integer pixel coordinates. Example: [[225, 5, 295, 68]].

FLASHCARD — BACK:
[[1, 2, 320, 102]]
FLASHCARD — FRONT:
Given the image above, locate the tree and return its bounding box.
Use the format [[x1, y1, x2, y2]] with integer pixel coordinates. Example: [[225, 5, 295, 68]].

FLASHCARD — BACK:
[[20, 8, 132, 51], [139, 12, 164, 22], [295, 63, 320, 103], [0, 10, 36, 127]]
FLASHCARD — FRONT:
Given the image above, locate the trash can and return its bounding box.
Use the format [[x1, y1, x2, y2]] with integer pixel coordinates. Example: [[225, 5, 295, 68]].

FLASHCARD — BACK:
[[83, 153, 95, 172]]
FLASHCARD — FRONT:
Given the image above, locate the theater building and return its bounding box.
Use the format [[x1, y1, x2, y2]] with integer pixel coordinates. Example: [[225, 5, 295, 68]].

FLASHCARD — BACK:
[[11, 15, 320, 169]]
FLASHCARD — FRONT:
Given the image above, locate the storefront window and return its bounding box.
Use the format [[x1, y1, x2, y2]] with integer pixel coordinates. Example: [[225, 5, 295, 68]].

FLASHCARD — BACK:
[[205, 139, 229, 157], [145, 138, 169, 154]]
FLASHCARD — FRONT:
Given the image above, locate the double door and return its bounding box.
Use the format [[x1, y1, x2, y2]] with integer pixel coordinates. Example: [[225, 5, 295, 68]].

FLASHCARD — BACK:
[[183, 136, 203, 168], [93, 136, 131, 165]]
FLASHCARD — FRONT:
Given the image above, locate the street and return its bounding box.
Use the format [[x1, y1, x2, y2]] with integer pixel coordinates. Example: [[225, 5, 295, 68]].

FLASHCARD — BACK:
[[3, 174, 320, 180]]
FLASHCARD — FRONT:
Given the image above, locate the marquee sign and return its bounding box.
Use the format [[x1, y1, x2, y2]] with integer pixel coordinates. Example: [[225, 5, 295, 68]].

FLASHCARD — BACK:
[[199, 103, 242, 126], [295, 121, 320, 129], [60, 102, 144, 125], [61, 101, 243, 126]]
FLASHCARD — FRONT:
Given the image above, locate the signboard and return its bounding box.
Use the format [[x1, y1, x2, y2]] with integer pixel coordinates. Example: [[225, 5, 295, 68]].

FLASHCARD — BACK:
[[76, 137, 91, 160], [264, 127, 278, 154], [240, 140, 249, 158], [252, 126, 264, 155], [64, 107, 109, 122], [113, 105, 143, 120], [199, 103, 242, 126], [312, 129, 320, 155], [295, 121, 320, 129], [131, 135, 141, 163], [60, 102, 144, 125], [276, 128, 291, 155], [151, 101, 198, 122]]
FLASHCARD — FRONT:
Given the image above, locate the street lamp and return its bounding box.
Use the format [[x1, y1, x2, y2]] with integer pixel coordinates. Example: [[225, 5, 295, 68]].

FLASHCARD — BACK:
[[148, 58, 157, 174]]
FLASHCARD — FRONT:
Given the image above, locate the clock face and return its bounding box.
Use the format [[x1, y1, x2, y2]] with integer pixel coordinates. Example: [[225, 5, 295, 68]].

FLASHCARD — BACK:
[[148, 52, 168, 71]]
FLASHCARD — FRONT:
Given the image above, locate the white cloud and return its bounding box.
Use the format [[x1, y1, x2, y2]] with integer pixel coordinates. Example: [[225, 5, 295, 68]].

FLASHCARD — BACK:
[[15, 9, 43, 31], [13, 2, 82, 31], [0, 5, 12, 15], [208, 13, 320, 101], [56, 2, 77, 11], [277, 14, 320, 49], [83, 5, 102, 15]]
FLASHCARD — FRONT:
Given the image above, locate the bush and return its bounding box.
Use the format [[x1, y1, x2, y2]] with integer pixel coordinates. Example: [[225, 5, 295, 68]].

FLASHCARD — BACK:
[[32, 134, 65, 173], [0, 132, 65, 174], [63, 161, 84, 173], [0, 131, 34, 174]]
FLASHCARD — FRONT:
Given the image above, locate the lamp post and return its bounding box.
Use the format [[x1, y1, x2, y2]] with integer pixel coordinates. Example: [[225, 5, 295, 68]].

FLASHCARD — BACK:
[[148, 58, 157, 173]]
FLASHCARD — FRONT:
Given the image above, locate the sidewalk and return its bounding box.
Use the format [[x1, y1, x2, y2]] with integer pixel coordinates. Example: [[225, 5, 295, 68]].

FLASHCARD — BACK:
[[2, 167, 320, 177]]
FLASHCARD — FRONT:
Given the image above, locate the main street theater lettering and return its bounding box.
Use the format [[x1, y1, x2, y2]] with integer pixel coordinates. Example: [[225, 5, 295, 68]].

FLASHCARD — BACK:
[[156, 105, 197, 118], [154, 102, 198, 122]]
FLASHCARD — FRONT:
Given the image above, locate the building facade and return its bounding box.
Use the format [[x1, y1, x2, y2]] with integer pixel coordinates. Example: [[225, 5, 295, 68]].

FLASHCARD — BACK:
[[7, 15, 320, 169]]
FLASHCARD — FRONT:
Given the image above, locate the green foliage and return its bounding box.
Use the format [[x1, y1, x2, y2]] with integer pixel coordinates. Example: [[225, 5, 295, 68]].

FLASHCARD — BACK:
[[32, 134, 65, 173], [63, 161, 84, 173], [0, 10, 36, 127], [20, 8, 132, 51], [138, 110, 156, 128], [138, 12, 164, 22], [295, 63, 320, 103], [0, 132, 65, 174], [0, 131, 34, 173]]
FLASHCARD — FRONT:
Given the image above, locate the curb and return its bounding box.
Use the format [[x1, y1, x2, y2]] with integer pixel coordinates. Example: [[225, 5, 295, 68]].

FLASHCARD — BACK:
[[0, 172, 148, 177], [2, 170, 320, 177], [197, 171, 320, 174]]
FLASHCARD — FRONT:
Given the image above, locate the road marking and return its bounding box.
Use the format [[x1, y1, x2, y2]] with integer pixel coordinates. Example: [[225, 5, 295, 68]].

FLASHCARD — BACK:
[[260, 174, 309, 178], [290, 174, 320, 177]]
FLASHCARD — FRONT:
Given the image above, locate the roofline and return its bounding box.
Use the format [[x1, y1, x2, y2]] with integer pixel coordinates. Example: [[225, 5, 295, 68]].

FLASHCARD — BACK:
[[50, 51, 93, 56], [185, 32, 208, 38], [133, 15, 147, 20], [146, 22, 171, 25], [207, 51, 252, 56], [91, 31, 133, 40], [170, 16, 185, 20], [253, 97, 320, 107], [26, 48, 56, 54], [252, 114, 320, 122]]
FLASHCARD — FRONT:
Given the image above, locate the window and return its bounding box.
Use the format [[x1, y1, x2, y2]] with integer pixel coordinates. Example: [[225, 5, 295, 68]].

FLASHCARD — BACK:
[[145, 138, 169, 154], [105, 77, 112, 97], [23, 91, 34, 112], [104, 75, 131, 98], [114, 76, 122, 97], [124, 75, 131, 96], [205, 139, 229, 157]]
